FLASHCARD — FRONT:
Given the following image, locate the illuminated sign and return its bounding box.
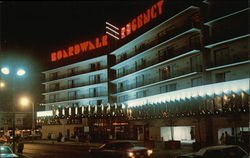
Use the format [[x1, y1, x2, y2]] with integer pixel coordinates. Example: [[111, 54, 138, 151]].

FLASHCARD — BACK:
[[120, 0, 164, 39], [51, 35, 108, 62]]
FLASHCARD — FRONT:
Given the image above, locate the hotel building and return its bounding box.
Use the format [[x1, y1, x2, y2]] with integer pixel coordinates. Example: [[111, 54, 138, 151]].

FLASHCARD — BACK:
[[38, 0, 249, 145]]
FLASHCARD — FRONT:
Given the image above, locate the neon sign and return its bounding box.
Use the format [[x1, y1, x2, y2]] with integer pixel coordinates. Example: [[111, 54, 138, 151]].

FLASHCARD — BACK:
[[51, 35, 108, 62], [120, 0, 164, 39]]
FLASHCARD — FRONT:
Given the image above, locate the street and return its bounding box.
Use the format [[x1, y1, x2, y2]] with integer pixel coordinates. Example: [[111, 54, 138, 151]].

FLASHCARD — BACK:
[[23, 143, 92, 158], [22, 142, 192, 158]]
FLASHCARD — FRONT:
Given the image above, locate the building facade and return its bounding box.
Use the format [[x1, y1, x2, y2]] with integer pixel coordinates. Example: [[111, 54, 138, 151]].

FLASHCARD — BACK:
[[38, 0, 249, 145]]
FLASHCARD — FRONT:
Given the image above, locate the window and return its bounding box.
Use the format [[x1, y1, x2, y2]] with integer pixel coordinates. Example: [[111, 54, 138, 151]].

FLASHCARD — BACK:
[[90, 62, 100, 71], [49, 83, 60, 91], [136, 90, 147, 98], [159, 66, 170, 80], [168, 83, 177, 92], [135, 58, 146, 70], [89, 74, 101, 84], [49, 94, 59, 102], [190, 55, 202, 72], [68, 79, 79, 88], [89, 87, 100, 97], [214, 47, 230, 66], [68, 91, 78, 100], [136, 75, 145, 87], [68, 67, 78, 76], [160, 85, 168, 93], [118, 80, 128, 92], [158, 46, 175, 61], [49, 72, 58, 80], [118, 53, 127, 62], [191, 77, 202, 87], [189, 34, 200, 50], [118, 95, 128, 102], [117, 67, 126, 77], [216, 71, 231, 83]]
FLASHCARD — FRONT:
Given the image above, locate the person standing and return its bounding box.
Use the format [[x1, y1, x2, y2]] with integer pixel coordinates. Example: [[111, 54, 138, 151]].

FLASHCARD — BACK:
[[220, 133, 225, 144], [17, 139, 24, 154]]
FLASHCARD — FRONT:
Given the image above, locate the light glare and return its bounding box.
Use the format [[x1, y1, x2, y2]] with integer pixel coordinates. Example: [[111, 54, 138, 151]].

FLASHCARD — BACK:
[[17, 69, 26, 76], [20, 97, 30, 106], [0, 82, 5, 88], [1, 67, 10, 75]]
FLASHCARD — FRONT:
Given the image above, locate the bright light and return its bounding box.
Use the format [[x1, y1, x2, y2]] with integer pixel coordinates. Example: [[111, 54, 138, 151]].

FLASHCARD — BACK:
[[17, 69, 26, 76], [128, 152, 134, 157], [20, 97, 30, 106], [147, 149, 153, 156], [0, 82, 5, 88], [1, 67, 10, 75]]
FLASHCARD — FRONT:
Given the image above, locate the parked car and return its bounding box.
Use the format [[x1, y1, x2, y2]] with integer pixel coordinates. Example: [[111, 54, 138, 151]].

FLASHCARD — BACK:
[[0, 145, 18, 158], [176, 145, 249, 158], [89, 140, 153, 158]]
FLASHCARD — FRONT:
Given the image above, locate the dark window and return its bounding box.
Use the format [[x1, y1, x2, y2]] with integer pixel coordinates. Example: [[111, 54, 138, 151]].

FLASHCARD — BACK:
[[214, 47, 230, 66], [191, 77, 202, 87], [169, 83, 177, 92], [160, 85, 168, 93], [216, 71, 231, 83]]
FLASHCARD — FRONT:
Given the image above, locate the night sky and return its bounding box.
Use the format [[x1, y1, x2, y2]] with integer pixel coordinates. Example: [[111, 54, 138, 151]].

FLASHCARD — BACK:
[[0, 1, 162, 104]]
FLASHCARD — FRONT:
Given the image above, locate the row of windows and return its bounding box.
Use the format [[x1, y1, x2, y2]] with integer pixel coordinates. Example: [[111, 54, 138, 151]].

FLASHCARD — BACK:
[[48, 87, 104, 102], [48, 62, 102, 80], [117, 70, 233, 103], [48, 74, 104, 91]]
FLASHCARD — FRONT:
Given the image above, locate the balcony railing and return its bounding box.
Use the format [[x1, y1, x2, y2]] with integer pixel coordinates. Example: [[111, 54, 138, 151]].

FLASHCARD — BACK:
[[46, 80, 107, 93], [45, 93, 107, 103], [45, 66, 107, 82], [207, 53, 249, 69], [117, 69, 194, 93], [116, 22, 198, 64], [116, 44, 201, 79]]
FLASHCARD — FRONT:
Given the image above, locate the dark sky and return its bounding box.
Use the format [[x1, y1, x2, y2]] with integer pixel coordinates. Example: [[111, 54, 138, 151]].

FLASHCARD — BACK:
[[0, 1, 162, 104], [0, 1, 158, 69]]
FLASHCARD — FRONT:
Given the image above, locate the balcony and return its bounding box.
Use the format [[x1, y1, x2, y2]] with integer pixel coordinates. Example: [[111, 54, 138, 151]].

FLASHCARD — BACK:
[[45, 93, 107, 104], [116, 69, 195, 93], [116, 22, 200, 64], [45, 66, 107, 82], [207, 52, 249, 69], [116, 44, 201, 79], [46, 80, 107, 93]]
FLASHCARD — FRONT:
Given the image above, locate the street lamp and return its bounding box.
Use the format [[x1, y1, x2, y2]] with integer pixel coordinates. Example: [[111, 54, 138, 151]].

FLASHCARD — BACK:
[[1, 66, 26, 152], [19, 97, 35, 131], [0, 81, 5, 88]]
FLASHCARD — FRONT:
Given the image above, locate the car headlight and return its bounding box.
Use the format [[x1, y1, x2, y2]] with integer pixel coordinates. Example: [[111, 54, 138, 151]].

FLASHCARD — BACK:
[[128, 152, 134, 157], [147, 149, 153, 156]]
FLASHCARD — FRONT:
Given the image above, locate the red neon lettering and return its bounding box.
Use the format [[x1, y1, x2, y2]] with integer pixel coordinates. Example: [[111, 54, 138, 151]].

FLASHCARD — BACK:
[[74, 45, 80, 54], [51, 52, 57, 62], [157, 0, 164, 15], [121, 27, 126, 39], [68, 46, 74, 56], [151, 5, 157, 19], [95, 38, 102, 48], [137, 14, 143, 29], [80, 42, 89, 52], [143, 9, 151, 24], [88, 41, 95, 50], [102, 35, 108, 46], [131, 18, 137, 31], [57, 50, 63, 60], [126, 23, 131, 36], [63, 50, 68, 58]]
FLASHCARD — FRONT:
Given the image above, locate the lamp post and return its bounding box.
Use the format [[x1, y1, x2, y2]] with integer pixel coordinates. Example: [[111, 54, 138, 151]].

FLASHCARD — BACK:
[[19, 97, 35, 132], [1, 66, 26, 152]]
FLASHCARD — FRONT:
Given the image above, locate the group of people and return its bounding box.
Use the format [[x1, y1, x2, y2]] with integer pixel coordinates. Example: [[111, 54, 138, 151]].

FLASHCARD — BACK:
[[220, 131, 230, 145]]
